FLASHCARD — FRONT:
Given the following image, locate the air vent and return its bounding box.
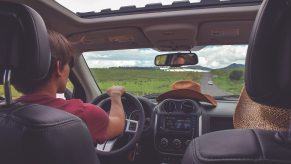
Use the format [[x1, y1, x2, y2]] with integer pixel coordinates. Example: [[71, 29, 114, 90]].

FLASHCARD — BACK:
[[181, 100, 195, 113], [162, 101, 176, 113]]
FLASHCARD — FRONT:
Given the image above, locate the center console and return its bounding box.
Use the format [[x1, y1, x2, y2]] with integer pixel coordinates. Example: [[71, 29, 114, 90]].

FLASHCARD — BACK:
[[154, 99, 201, 159]]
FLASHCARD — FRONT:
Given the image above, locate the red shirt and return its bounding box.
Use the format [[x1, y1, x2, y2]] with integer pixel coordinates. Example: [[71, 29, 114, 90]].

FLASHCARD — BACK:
[[17, 95, 109, 144]]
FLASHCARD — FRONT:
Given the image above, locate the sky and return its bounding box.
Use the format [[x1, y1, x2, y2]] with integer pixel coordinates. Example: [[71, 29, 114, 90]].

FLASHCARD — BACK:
[[56, 0, 201, 13], [83, 45, 248, 69]]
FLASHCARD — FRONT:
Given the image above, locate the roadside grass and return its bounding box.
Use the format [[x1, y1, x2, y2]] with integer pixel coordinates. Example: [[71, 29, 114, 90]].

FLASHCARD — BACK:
[[211, 68, 244, 95], [90, 68, 202, 96]]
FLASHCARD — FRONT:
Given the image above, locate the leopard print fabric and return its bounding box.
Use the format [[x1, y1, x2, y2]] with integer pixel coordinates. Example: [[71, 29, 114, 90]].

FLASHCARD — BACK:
[[234, 87, 291, 131]]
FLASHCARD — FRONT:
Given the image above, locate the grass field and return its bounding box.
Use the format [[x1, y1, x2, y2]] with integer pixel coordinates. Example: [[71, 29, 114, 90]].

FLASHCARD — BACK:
[[0, 67, 242, 98], [211, 68, 244, 95], [90, 68, 202, 96], [0, 68, 201, 98]]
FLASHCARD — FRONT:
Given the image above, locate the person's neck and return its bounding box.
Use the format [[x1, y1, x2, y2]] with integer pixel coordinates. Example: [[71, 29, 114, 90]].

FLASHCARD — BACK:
[[26, 85, 57, 98]]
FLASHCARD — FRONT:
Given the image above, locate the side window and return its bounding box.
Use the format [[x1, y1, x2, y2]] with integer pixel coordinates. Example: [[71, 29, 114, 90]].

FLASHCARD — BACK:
[[66, 80, 74, 91], [0, 85, 4, 99], [0, 81, 74, 100], [0, 85, 22, 99], [56, 80, 74, 99]]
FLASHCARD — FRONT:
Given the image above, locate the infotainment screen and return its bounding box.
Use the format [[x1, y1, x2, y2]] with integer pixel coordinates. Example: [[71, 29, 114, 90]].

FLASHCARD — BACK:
[[164, 117, 193, 131]]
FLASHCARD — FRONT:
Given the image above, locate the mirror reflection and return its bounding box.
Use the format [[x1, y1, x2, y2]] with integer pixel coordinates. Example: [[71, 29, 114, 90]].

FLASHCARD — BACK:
[[155, 53, 198, 66]]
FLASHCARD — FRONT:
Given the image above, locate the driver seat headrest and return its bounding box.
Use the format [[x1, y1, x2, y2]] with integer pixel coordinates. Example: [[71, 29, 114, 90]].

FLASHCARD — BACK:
[[245, 0, 291, 109], [0, 1, 50, 84]]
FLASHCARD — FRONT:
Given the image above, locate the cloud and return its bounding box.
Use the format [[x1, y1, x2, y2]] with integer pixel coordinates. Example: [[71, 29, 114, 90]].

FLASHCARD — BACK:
[[85, 60, 154, 68], [83, 45, 248, 69], [86, 60, 137, 68], [195, 45, 248, 69], [83, 49, 158, 68]]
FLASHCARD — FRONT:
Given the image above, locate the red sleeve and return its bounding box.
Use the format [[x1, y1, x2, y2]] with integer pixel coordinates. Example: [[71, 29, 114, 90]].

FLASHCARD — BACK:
[[81, 103, 109, 144], [61, 99, 109, 144], [17, 96, 109, 144]]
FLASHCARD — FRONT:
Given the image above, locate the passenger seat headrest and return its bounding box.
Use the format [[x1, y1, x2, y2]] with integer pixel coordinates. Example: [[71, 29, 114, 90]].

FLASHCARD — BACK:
[[234, 87, 291, 131], [245, 0, 291, 108], [0, 2, 50, 84]]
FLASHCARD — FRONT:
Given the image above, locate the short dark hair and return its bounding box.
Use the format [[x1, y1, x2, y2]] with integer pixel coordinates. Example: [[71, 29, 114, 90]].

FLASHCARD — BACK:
[[49, 30, 74, 69], [13, 30, 74, 94]]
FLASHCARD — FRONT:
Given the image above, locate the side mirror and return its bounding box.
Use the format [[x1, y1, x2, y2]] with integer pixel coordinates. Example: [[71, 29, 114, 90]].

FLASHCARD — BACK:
[[154, 53, 198, 67]]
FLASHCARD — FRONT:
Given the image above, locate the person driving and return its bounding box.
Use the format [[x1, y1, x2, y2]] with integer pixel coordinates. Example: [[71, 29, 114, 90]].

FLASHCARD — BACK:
[[172, 54, 196, 65], [14, 30, 125, 144], [172, 56, 186, 65]]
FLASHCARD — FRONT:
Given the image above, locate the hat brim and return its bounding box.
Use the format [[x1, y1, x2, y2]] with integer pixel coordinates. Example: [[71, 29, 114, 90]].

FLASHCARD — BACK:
[[156, 89, 217, 106]]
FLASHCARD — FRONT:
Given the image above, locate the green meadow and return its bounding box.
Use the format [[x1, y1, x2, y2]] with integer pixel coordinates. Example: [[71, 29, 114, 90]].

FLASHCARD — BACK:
[[211, 68, 245, 95], [0, 68, 201, 98], [0, 67, 244, 98], [90, 68, 202, 96]]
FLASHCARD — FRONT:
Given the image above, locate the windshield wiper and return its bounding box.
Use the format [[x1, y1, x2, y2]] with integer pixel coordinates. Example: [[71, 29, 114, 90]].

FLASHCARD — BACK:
[[214, 95, 239, 100]]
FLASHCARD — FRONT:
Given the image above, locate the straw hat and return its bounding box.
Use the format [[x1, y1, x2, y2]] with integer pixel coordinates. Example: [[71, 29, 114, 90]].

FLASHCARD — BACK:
[[156, 80, 217, 106], [234, 87, 291, 131]]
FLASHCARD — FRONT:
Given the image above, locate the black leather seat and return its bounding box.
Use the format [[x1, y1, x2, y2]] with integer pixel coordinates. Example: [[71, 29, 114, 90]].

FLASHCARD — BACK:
[[182, 0, 291, 163], [0, 2, 100, 164]]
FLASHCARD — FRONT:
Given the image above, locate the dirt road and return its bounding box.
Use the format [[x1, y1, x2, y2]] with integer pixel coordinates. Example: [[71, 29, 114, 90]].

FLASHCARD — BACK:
[[199, 72, 230, 96]]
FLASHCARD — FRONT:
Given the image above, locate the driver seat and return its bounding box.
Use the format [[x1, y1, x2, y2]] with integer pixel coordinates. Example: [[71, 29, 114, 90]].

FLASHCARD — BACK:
[[182, 0, 291, 163], [0, 2, 100, 164]]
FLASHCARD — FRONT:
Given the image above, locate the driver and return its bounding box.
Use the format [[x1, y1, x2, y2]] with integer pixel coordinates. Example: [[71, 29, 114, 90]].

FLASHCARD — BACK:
[[14, 30, 125, 145], [173, 56, 186, 65]]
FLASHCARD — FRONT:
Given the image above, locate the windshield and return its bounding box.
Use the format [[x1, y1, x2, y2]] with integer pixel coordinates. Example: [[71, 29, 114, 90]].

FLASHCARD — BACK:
[[83, 45, 247, 98]]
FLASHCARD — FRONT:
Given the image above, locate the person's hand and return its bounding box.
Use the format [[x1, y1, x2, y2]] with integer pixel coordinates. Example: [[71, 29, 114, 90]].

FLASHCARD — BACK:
[[106, 86, 125, 97]]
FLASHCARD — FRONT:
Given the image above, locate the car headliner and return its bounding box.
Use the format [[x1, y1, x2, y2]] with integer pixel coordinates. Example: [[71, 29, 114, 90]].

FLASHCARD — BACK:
[[5, 0, 260, 53]]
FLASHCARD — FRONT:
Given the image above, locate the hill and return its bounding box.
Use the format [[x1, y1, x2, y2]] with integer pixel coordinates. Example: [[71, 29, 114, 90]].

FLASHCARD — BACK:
[[221, 63, 245, 69], [186, 65, 212, 71]]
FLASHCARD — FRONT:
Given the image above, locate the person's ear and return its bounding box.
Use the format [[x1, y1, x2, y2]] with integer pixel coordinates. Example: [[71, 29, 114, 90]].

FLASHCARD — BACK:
[[55, 60, 63, 78]]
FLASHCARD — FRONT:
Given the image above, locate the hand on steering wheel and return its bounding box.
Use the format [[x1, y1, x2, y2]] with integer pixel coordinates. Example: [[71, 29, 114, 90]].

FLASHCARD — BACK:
[[91, 92, 145, 157]]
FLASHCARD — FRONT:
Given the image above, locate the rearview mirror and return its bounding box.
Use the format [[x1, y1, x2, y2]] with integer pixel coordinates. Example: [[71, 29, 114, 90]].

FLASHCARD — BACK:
[[154, 53, 198, 66]]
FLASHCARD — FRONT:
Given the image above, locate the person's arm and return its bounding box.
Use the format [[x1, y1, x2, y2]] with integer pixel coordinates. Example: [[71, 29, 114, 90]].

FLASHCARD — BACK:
[[105, 86, 126, 139]]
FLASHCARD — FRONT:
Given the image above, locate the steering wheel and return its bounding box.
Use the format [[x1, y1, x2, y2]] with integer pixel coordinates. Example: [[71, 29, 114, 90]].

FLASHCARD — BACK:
[[91, 92, 145, 157]]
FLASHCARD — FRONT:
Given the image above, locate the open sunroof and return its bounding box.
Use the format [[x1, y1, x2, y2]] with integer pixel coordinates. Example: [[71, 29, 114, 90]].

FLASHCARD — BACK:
[[56, 0, 262, 18]]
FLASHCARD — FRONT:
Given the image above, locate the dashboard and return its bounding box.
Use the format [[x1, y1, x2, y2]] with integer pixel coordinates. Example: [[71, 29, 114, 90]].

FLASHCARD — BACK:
[[143, 98, 236, 163], [154, 99, 200, 155], [98, 96, 236, 163]]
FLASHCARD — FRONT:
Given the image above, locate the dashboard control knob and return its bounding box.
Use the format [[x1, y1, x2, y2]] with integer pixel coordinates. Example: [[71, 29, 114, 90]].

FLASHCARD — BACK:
[[160, 138, 168, 148], [172, 139, 182, 149]]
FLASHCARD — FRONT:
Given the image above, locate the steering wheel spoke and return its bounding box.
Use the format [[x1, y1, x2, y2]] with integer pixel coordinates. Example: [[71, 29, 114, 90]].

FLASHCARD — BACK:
[[125, 119, 139, 134], [96, 138, 119, 152]]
